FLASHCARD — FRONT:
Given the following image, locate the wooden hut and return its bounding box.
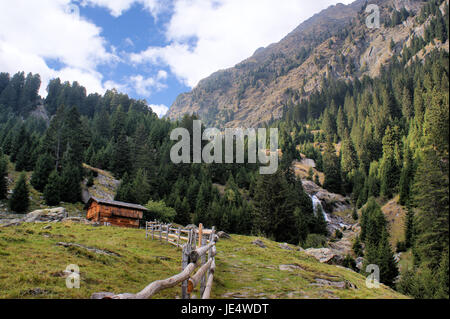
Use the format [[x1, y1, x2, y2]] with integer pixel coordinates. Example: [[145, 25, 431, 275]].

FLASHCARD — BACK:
[[85, 197, 148, 228]]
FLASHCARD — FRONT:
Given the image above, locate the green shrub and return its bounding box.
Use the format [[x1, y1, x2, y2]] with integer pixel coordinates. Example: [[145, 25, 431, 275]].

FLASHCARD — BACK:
[[303, 234, 328, 248], [144, 200, 176, 223]]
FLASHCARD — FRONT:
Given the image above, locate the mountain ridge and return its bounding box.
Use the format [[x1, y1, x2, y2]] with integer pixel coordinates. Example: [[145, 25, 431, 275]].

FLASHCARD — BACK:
[[167, 0, 444, 128]]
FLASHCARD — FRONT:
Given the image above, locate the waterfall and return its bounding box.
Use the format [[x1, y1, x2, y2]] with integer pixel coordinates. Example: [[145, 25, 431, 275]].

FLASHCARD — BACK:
[[310, 195, 330, 222]]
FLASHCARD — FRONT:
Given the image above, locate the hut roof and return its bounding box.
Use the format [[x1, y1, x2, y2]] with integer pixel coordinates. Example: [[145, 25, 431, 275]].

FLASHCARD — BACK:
[[85, 197, 148, 212]]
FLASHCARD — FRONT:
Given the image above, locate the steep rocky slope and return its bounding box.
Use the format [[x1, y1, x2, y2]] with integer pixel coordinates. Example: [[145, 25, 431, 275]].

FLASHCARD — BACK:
[[167, 0, 446, 128]]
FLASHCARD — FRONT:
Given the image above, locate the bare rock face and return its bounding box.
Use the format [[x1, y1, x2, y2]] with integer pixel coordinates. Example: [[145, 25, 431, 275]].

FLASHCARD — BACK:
[[167, 1, 430, 129], [302, 180, 351, 213], [81, 164, 120, 204]]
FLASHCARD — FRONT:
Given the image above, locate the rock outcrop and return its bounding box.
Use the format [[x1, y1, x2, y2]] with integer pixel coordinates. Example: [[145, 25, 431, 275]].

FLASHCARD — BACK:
[[167, 0, 432, 128], [252, 239, 267, 248], [304, 248, 344, 265], [302, 180, 351, 214], [0, 207, 94, 227]]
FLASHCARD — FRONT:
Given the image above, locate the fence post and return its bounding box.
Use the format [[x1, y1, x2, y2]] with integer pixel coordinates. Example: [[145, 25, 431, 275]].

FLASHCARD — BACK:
[[177, 227, 181, 248], [145, 221, 148, 239], [151, 223, 154, 240], [166, 224, 169, 243], [181, 229, 194, 299], [198, 223, 203, 247], [200, 235, 207, 296], [159, 224, 162, 242]]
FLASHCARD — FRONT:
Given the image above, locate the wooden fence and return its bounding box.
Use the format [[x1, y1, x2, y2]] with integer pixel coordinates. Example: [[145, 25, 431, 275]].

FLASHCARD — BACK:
[[91, 222, 218, 299]]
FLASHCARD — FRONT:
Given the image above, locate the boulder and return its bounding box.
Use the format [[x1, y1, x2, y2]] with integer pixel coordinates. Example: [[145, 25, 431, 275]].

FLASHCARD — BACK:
[[355, 257, 364, 270], [24, 208, 67, 223], [279, 264, 304, 271], [0, 218, 23, 227], [217, 231, 231, 239], [310, 278, 356, 289], [279, 243, 294, 251], [252, 239, 266, 248], [304, 248, 344, 265]]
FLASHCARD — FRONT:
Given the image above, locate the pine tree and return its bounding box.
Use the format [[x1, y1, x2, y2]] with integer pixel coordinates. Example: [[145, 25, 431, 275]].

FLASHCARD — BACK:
[[44, 170, 61, 206], [341, 130, 358, 177], [0, 154, 8, 200], [59, 164, 81, 203], [194, 180, 211, 225], [111, 130, 131, 178], [404, 208, 415, 249], [115, 172, 135, 203], [412, 149, 449, 269], [9, 172, 29, 213], [398, 147, 414, 205], [253, 171, 301, 244], [352, 235, 363, 257], [323, 140, 342, 194], [379, 126, 402, 199], [436, 248, 449, 299], [31, 153, 54, 192], [15, 143, 32, 172], [133, 169, 151, 205], [174, 197, 191, 226], [377, 230, 399, 287], [401, 86, 413, 119], [352, 206, 359, 221]]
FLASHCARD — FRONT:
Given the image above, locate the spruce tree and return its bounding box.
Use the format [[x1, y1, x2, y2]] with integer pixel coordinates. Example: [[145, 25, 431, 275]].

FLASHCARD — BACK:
[[377, 230, 399, 287], [60, 164, 81, 203], [9, 172, 29, 213], [0, 155, 8, 200], [44, 170, 61, 206], [352, 206, 359, 221], [15, 143, 32, 172], [404, 208, 414, 249], [111, 130, 131, 178], [31, 153, 54, 192], [436, 249, 449, 299], [115, 172, 135, 203], [398, 147, 414, 205], [133, 169, 151, 205], [174, 196, 191, 226], [323, 140, 342, 194]]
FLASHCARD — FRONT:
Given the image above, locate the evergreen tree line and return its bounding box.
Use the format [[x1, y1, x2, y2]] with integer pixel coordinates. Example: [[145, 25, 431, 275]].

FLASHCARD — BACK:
[[0, 76, 327, 246], [279, 3, 449, 298]]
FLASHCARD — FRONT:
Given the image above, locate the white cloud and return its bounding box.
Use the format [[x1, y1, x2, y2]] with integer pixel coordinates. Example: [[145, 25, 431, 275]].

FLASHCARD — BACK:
[[157, 70, 168, 80], [80, 0, 165, 18], [149, 104, 169, 117], [124, 37, 135, 47], [128, 74, 167, 96], [130, 0, 354, 88], [0, 0, 117, 96]]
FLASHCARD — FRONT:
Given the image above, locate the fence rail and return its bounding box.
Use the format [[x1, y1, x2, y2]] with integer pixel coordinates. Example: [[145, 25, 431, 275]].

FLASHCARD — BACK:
[[91, 222, 218, 300]]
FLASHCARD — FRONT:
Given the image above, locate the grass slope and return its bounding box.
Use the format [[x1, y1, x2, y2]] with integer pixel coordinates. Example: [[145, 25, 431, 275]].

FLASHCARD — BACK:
[[0, 222, 407, 299]]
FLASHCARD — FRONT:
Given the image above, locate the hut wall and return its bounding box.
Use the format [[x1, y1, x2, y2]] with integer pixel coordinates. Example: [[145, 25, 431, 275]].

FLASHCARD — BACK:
[[86, 202, 143, 228]]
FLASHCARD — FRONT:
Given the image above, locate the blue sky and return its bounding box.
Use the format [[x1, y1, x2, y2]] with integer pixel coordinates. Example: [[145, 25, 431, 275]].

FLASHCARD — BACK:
[[0, 0, 353, 117], [79, 3, 190, 112]]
